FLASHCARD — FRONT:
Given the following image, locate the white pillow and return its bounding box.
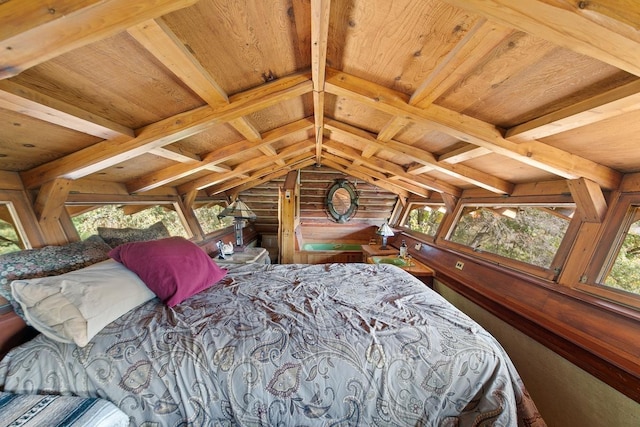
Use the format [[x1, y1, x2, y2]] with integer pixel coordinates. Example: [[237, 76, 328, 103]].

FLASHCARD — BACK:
[[11, 259, 155, 347]]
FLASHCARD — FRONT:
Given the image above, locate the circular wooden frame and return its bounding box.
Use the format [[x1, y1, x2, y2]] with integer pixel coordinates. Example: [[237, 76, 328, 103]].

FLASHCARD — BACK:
[[326, 179, 359, 223]]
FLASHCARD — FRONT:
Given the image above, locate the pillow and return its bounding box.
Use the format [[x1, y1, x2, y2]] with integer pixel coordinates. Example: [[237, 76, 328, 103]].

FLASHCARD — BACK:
[[11, 259, 155, 347], [98, 221, 170, 248], [109, 236, 226, 307], [0, 235, 112, 315]]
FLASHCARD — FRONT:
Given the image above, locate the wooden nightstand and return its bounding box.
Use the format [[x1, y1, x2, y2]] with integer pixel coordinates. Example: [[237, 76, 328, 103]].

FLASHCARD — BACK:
[[362, 244, 435, 288]]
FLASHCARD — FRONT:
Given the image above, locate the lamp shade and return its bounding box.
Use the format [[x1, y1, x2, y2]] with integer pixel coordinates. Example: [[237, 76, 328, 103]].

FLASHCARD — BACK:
[[377, 221, 394, 237], [217, 199, 257, 220]]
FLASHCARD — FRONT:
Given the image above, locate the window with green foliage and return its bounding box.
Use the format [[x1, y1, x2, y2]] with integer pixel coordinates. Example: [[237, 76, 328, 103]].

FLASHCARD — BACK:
[[71, 204, 188, 240], [447, 204, 574, 269], [193, 203, 234, 235], [403, 204, 446, 237], [600, 206, 640, 296], [0, 203, 27, 255]]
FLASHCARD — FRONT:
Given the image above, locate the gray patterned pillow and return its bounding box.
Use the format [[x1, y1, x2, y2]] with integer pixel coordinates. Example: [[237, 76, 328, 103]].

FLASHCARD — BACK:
[[98, 221, 170, 248], [0, 235, 112, 317]]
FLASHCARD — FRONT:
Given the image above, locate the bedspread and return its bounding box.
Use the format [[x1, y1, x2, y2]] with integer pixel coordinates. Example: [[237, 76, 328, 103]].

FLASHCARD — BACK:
[[0, 263, 544, 426]]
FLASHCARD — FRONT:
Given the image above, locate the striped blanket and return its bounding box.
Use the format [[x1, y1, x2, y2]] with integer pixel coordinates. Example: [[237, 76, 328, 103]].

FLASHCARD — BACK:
[[0, 392, 128, 427]]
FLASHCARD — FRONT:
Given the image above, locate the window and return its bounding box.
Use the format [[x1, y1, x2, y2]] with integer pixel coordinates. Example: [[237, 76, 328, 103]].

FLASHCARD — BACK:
[[403, 203, 446, 237], [0, 202, 28, 255], [70, 204, 188, 240], [446, 204, 575, 270], [193, 203, 234, 235], [598, 205, 640, 297]]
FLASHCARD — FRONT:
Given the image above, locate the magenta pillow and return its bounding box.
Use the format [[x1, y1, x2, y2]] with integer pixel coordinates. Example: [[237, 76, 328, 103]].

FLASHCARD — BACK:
[[109, 237, 227, 307]]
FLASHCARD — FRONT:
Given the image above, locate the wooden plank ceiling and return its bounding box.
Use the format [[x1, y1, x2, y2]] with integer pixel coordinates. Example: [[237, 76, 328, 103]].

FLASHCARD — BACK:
[[1, 0, 639, 207]]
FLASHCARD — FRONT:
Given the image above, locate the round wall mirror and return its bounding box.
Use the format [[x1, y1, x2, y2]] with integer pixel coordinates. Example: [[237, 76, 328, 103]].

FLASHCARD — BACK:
[[326, 179, 359, 223]]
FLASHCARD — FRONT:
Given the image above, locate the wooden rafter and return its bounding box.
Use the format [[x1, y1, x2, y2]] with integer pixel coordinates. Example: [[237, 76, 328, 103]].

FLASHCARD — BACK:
[[506, 79, 640, 141], [128, 19, 283, 165], [128, 118, 314, 193], [0, 0, 199, 79], [321, 156, 414, 199], [323, 140, 464, 197], [0, 80, 134, 139], [442, 0, 640, 78], [20, 72, 313, 189], [324, 68, 622, 190], [325, 119, 512, 195], [178, 139, 315, 194], [206, 153, 316, 196]]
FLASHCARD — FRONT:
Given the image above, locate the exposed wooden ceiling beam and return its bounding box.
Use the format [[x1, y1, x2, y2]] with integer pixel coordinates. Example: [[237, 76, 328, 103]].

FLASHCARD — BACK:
[[325, 68, 622, 190], [149, 147, 230, 173], [20, 71, 313, 189], [0, 0, 199, 79], [179, 139, 315, 194], [0, 80, 134, 139], [324, 140, 464, 197], [128, 19, 285, 167], [311, 0, 331, 164], [206, 153, 316, 196], [441, 0, 640, 78], [321, 155, 415, 199], [128, 118, 314, 193], [438, 144, 492, 164], [506, 79, 640, 141], [410, 19, 513, 108], [325, 119, 512, 195]]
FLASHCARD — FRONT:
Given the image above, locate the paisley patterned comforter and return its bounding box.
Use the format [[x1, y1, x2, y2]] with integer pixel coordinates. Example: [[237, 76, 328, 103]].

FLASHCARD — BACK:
[[0, 263, 545, 426]]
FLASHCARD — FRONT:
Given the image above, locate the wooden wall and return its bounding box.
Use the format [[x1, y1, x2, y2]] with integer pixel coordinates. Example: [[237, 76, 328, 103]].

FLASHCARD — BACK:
[[238, 165, 398, 246]]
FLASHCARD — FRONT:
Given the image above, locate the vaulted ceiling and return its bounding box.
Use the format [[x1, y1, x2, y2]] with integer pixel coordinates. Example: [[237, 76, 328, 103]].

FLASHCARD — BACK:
[[1, 0, 639, 205]]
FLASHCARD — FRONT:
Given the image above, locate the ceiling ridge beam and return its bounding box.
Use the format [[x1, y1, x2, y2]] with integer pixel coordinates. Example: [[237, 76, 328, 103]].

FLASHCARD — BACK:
[[20, 72, 313, 189], [0, 0, 199, 79], [441, 0, 640, 78], [324, 67, 621, 190], [311, 0, 331, 164]]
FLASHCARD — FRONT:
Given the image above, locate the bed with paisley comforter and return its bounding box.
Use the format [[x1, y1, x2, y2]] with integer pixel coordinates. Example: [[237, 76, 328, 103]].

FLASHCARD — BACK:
[[0, 260, 545, 426]]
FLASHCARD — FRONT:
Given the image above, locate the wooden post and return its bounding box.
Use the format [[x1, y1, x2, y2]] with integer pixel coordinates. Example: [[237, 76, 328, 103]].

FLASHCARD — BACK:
[[279, 170, 299, 264]]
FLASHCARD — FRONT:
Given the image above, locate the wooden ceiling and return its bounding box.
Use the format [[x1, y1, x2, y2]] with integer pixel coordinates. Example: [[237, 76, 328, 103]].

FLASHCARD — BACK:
[[1, 0, 639, 203]]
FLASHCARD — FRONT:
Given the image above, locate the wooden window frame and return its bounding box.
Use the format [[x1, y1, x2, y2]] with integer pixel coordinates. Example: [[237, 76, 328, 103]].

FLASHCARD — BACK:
[[579, 192, 640, 311], [436, 195, 578, 282]]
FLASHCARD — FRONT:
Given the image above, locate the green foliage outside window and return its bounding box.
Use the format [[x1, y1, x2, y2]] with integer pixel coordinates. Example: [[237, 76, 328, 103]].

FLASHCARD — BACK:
[[603, 217, 640, 295], [404, 205, 445, 236], [448, 205, 572, 269], [0, 219, 22, 255], [72, 205, 188, 240], [193, 204, 234, 235]]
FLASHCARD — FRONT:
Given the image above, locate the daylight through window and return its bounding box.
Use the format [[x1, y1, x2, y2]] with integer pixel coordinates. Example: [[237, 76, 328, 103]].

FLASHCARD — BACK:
[[447, 204, 574, 269]]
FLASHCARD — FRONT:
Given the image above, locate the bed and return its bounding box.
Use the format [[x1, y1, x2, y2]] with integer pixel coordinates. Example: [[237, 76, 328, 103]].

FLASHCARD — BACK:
[[0, 236, 545, 426]]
